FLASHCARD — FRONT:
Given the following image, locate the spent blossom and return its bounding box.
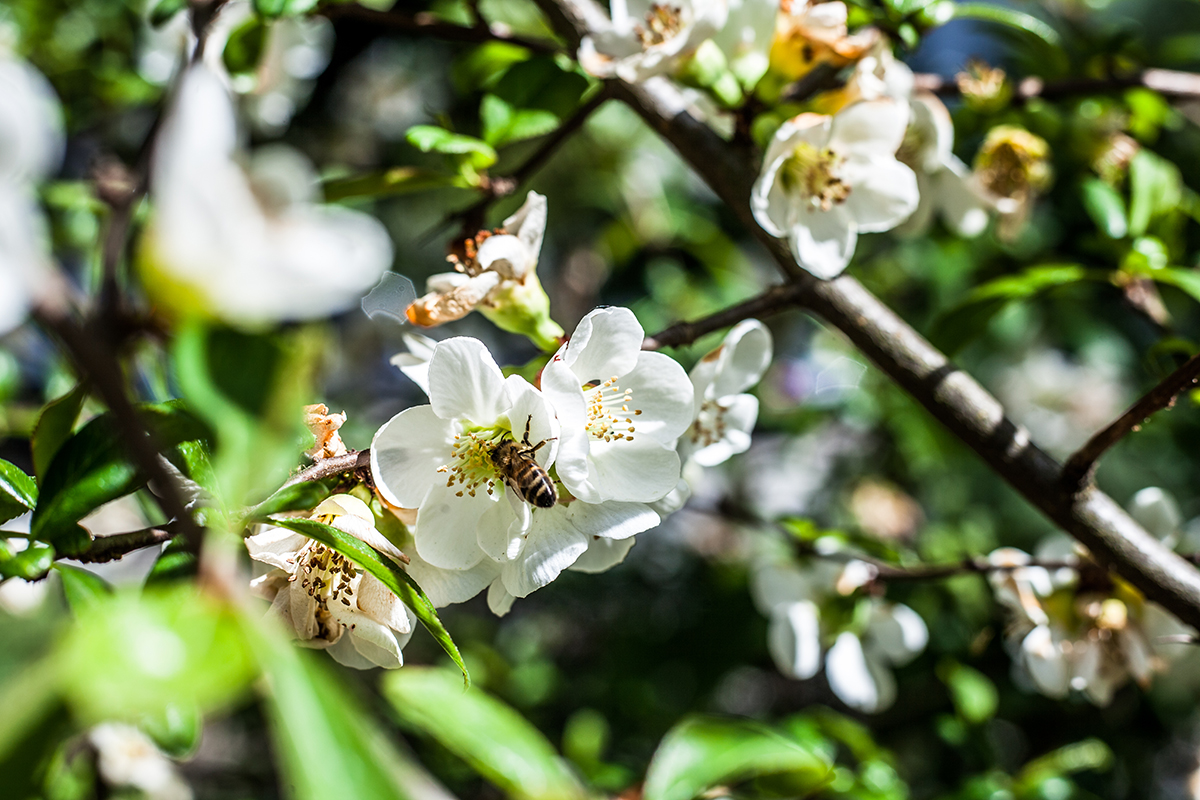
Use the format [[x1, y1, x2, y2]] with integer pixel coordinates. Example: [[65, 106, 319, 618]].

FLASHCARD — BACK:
[[248, 494, 416, 669], [89, 723, 192, 800], [578, 0, 729, 84], [303, 403, 349, 461], [752, 99, 918, 278], [140, 64, 393, 326], [406, 192, 563, 350]]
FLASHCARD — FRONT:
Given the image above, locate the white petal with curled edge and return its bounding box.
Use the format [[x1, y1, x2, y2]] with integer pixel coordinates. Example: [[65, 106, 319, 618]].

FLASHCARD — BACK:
[[568, 499, 660, 540], [428, 337, 511, 424], [750, 563, 812, 613], [932, 159, 990, 237], [487, 578, 516, 617], [356, 574, 413, 634], [333, 608, 404, 669], [390, 331, 439, 397], [711, 320, 773, 399], [475, 233, 530, 280], [502, 507, 589, 598], [840, 157, 919, 233], [826, 632, 885, 711], [370, 405, 457, 509], [569, 535, 636, 573], [414, 480, 498, 570], [866, 603, 928, 666], [478, 490, 526, 563], [556, 307, 644, 382], [1021, 625, 1069, 698], [768, 600, 822, 680], [405, 550, 501, 608], [828, 99, 908, 159], [687, 393, 759, 468], [246, 527, 307, 571], [788, 205, 857, 280], [503, 191, 547, 268]]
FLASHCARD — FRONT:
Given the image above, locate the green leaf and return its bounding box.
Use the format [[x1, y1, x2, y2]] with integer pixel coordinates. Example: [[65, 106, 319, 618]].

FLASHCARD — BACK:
[[490, 57, 591, 120], [1128, 149, 1183, 236], [149, 0, 186, 26], [54, 564, 113, 614], [224, 16, 268, 75], [937, 660, 998, 724], [246, 477, 339, 522], [0, 459, 38, 525], [1080, 178, 1127, 239], [481, 94, 561, 148], [950, 3, 1062, 48], [140, 703, 203, 758], [1150, 267, 1200, 305], [0, 662, 62, 763], [323, 167, 465, 202], [452, 41, 534, 93], [57, 586, 255, 724], [253, 0, 318, 17], [31, 402, 208, 551], [246, 614, 452, 800], [931, 265, 1107, 353], [268, 516, 469, 685], [384, 667, 588, 800], [643, 716, 832, 800], [0, 541, 55, 580], [31, 384, 88, 483], [143, 536, 197, 587], [406, 125, 498, 168]]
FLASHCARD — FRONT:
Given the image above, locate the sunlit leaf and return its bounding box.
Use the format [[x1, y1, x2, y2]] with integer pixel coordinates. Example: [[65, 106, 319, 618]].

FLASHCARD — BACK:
[[55, 564, 113, 614], [644, 716, 832, 800], [951, 3, 1061, 47], [149, 0, 186, 26], [384, 667, 587, 800], [268, 516, 469, 685], [0, 459, 37, 525], [406, 126, 498, 168], [224, 16, 268, 75], [0, 541, 55, 580], [1080, 178, 1127, 239], [937, 660, 998, 724], [1128, 149, 1182, 237], [323, 167, 466, 202]]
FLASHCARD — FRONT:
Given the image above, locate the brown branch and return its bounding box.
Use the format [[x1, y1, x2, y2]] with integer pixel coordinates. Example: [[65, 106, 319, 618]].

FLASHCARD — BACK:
[[643, 284, 805, 350], [34, 309, 204, 553], [912, 68, 1200, 102], [321, 3, 561, 54], [1061, 351, 1200, 490], [73, 527, 178, 564], [280, 450, 372, 491], [538, 0, 1200, 629]]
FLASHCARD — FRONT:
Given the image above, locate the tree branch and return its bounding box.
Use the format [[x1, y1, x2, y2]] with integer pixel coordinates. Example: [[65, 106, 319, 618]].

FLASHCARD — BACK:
[[1061, 351, 1200, 490], [642, 283, 805, 350], [72, 526, 178, 564], [321, 3, 561, 54], [538, 0, 1200, 629], [280, 450, 372, 491]]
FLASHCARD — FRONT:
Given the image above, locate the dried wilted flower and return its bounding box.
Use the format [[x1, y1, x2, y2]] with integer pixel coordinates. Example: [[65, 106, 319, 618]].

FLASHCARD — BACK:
[[955, 59, 1011, 113], [973, 124, 1052, 240], [304, 403, 349, 461]]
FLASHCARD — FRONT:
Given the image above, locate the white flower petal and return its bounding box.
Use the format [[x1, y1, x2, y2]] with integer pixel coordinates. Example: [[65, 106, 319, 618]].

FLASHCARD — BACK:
[[840, 158, 919, 233], [325, 633, 377, 669], [413, 481, 497, 570], [828, 99, 908, 159], [709, 320, 773, 399], [932, 161, 990, 237], [336, 613, 404, 669], [502, 507, 589, 598], [428, 337, 510, 423], [503, 191, 548, 261], [866, 603, 928, 666], [487, 578, 516, 617], [475, 234, 530, 279], [768, 601, 822, 680], [1021, 625, 1070, 698], [589, 437, 682, 503], [687, 393, 758, 467], [389, 332, 439, 397], [826, 632, 890, 712], [557, 307, 644, 381], [567, 499, 660, 540], [405, 550, 501, 608], [245, 527, 307, 571], [569, 536, 637, 573], [356, 574, 412, 634], [370, 405, 457, 509], [619, 351, 695, 444], [788, 205, 857, 279], [501, 375, 560, 468]]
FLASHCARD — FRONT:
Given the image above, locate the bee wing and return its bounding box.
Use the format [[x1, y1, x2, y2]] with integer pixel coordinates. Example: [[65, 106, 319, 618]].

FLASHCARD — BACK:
[[361, 273, 417, 326]]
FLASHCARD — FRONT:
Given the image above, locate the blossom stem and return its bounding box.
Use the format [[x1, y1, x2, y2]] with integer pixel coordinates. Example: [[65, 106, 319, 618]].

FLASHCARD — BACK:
[[1061, 351, 1200, 491], [539, 0, 1200, 629]]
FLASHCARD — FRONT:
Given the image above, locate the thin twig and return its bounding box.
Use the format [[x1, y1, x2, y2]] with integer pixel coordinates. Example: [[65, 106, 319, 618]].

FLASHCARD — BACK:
[[73, 526, 178, 564], [1061, 351, 1200, 490], [279, 450, 372, 492], [321, 3, 561, 54], [912, 68, 1200, 102], [642, 283, 805, 350]]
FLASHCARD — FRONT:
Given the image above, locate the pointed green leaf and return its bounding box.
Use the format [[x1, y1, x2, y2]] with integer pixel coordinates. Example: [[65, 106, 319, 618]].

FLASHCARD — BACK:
[[0, 459, 37, 525], [406, 126, 497, 168], [268, 516, 469, 685], [1129, 149, 1182, 237], [323, 167, 465, 202], [950, 3, 1061, 47], [383, 667, 587, 800], [31, 384, 88, 484], [1151, 267, 1200, 305], [149, 0, 186, 26], [54, 564, 114, 614], [1080, 178, 1127, 239], [0, 541, 55, 580], [644, 716, 832, 800]]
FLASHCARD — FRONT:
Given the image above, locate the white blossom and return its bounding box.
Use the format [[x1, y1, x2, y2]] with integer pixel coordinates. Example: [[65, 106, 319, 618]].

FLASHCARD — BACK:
[[751, 100, 918, 279], [89, 723, 192, 800], [542, 307, 695, 504], [141, 64, 393, 325], [247, 495, 415, 670], [0, 49, 63, 334], [711, 0, 776, 87], [681, 319, 772, 467], [579, 0, 729, 83]]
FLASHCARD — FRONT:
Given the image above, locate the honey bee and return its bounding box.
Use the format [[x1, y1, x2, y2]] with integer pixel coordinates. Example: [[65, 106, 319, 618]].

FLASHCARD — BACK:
[[489, 416, 557, 509]]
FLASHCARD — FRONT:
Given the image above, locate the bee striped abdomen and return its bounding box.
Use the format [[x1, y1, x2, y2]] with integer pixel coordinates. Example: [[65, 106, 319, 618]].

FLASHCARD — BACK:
[[489, 439, 558, 509]]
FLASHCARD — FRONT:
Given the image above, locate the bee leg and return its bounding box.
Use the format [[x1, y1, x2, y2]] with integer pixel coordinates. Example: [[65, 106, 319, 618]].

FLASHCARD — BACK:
[[523, 414, 533, 446]]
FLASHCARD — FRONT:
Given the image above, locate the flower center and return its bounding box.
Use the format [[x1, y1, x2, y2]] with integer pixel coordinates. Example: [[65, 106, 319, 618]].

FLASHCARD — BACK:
[[779, 141, 850, 211], [291, 537, 358, 640], [636, 4, 684, 47], [688, 398, 727, 447], [585, 376, 642, 442], [437, 427, 505, 497]]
